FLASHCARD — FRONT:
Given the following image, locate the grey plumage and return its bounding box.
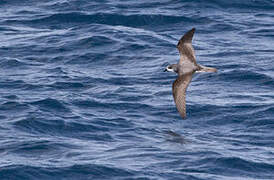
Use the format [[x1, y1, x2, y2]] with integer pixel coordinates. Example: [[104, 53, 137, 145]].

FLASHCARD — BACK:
[[172, 73, 193, 118], [165, 28, 217, 119]]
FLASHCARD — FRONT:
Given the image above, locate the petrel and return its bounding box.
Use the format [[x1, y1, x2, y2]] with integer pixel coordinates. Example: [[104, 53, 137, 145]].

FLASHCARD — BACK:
[[164, 28, 217, 119]]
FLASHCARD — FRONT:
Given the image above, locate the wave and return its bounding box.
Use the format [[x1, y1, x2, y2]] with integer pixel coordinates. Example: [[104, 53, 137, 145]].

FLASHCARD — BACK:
[[72, 98, 153, 111], [5, 12, 210, 27], [0, 58, 29, 68], [177, 156, 274, 179], [0, 79, 48, 91], [49, 81, 86, 90], [30, 98, 71, 112], [0, 164, 136, 179], [4, 139, 75, 156], [0, 101, 30, 112], [13, 116, 114, 141], [218, 70, 274, 88], [77, 35, 117, 47]]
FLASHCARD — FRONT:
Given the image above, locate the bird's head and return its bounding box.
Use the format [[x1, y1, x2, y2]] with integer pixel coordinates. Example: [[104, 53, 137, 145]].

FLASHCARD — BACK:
[[164, 64, 178, 73]]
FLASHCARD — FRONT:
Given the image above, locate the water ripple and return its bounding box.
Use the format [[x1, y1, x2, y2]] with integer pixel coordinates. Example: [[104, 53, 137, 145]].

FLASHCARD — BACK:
[[1, 0, 274, 179]]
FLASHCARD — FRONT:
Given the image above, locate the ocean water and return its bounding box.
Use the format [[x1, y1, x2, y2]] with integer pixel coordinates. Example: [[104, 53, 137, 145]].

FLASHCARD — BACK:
[[0, 0, 274, 179]]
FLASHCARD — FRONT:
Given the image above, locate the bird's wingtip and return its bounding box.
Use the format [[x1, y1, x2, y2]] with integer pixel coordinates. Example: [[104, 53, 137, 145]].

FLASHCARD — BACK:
[[177, 28, 196, 46]]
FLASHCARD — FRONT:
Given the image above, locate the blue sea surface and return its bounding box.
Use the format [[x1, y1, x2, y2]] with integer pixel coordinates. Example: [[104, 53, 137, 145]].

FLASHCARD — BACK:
[[1, 0, 274, 179]]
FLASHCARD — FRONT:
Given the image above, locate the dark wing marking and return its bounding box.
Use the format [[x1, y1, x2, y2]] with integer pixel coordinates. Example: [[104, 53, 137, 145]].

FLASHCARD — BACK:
[[177, 28, 195, 46], [176, 28, 197, 65], [172, 73, 193, 119]]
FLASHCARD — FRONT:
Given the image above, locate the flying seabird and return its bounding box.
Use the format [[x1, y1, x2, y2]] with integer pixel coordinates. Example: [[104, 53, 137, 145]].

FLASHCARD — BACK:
[[164, 28, 217, 119]]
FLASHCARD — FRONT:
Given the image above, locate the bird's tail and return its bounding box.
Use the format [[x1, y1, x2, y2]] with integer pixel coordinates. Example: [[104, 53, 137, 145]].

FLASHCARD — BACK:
[[197, 65, 217, 73]]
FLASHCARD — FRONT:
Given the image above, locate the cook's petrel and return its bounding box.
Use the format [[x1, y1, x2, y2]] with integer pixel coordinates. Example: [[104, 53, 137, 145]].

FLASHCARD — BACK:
[[164, 28, 217, 119]]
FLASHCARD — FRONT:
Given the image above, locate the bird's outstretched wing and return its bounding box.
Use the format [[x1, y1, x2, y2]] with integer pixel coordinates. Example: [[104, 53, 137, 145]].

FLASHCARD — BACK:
[[172, 73, 193, 119], [177, 28, 197, 66]]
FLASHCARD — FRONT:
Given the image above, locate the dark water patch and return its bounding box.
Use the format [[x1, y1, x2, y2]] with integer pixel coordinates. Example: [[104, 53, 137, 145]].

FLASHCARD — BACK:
[[191, 103, 274, 127], [242, 104, 274, 120], [0, 26, 21, 32], [232, 133, 274, 148], [249, 27, 274, 37], [107, 77, 150, 86], [133, 34, 173, 48], [244, 105, 274, 128], [191, 0, 274, 11], [13, 117, 113, 141], [49, 81, 86, 90], [64, 53, 109, 65], [30, 98, 71, 113], [0, 101, 30, 112], [6, 12, 210, 28], [0, 0, 7, 5], [209, 22, 240, 33], [0, 79, 26, 89], [104, 103, 155, 111], [188, 104, 250, 126], [92, 117, 134, 130], [0, 79, 46, 91], [21, 83, 50, 91], [116, 1, 175, 9], [188, 104, 224, 121], [44, 67, 67, 74], [205, 50, 255, 58], [72, 99, 106, 109], [218, 70, 274, 88], [118, 43, 152, 53], [255, 49, 274, 54], [72, 98, 154, 112], [0, 0, 40, 6], [60, 76, 151, 87], [118, 94, 151, 102], [198, 156, 274, 179], [65, 76, 107, 87], [4, 140, 75, 157], [216, 63, 245, 70], [3, 95, 19, 100], [0, 58, 29, 68], [0, 164, 136, 180], [0, 115, 7, 120], [249, 118, 274, 128], [77, 35, 117, 47]]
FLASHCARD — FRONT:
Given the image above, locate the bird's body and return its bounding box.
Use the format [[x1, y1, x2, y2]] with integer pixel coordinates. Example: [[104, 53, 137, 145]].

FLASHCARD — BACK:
[[165, 28, 217, 119]]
